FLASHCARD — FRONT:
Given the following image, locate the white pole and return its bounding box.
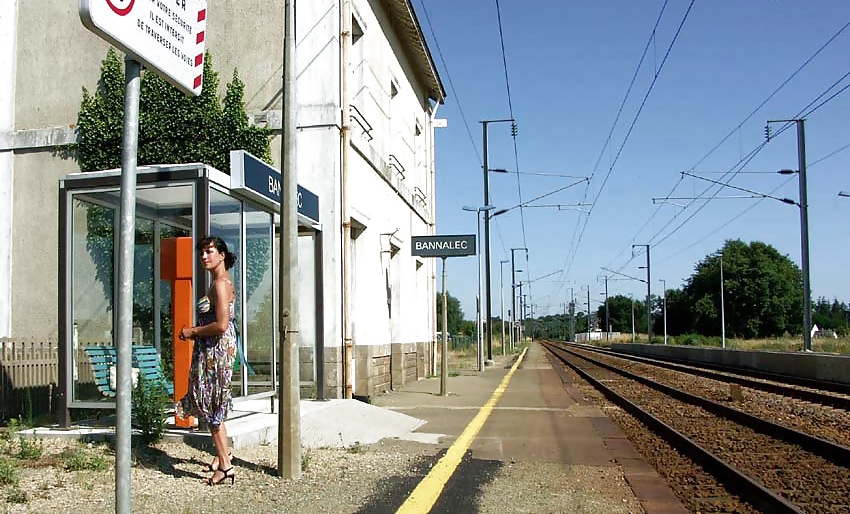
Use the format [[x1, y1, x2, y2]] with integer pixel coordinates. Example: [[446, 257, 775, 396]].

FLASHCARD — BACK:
[[720, 252, 726, 349], [660, 279, 667, 345], [500, 260, 507, 355], [476, 212, 483, 371]]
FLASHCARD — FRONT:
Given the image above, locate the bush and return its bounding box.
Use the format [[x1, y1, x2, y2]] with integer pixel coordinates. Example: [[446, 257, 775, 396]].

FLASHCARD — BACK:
[[131, 374, 170, 445], [0, 456, 16, 486], [61, 446, 108, 472], [16, 436, 43, 460]]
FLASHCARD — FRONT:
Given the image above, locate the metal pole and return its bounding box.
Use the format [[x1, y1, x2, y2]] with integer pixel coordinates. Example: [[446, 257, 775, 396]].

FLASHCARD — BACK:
[[115, 56, 141, 514], [570, 288, 575, 342], [634, 244, 652, 342], [720, 252, 726, 349], [279, 0, 301, 479], [646, 247, 652, 342], [482, 125, 494, 366], [440, 257, 448, 396], [631, 295, 635, 343], [511, 252, 516, 351], [500, 260, 508, 355], [604, 276, 609, 341], [563, 303, 567, 341], [660, 278, 667, 345], [586, 286, 591, 341], [796, 120, 812, 352], [476, 212, 483, 371]]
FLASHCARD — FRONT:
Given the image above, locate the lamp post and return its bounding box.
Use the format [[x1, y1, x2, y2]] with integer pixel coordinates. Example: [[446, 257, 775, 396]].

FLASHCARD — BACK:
[[463, 205, 494, 371], [482, 119, 515, 367], [499, 259, 509, 355], [510, 247, 526, 351], [659, 279, 667, 345]]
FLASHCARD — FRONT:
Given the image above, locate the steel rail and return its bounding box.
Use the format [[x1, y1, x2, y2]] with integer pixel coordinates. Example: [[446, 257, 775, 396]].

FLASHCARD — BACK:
[[570, 343, 850, 410], [542, 341, 814, 514]]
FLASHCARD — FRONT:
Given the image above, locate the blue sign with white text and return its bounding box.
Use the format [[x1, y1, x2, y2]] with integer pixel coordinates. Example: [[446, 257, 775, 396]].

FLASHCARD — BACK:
[[232, 150, 320, 224]]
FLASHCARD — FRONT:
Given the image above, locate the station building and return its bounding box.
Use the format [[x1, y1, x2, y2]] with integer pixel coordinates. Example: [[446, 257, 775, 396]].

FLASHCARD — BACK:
[[0, 0, 446, 421]]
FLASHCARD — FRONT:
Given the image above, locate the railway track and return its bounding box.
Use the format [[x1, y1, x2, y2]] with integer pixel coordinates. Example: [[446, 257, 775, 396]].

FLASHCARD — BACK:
[[579, 343, 850, 409], [542, 341, 850, 513]]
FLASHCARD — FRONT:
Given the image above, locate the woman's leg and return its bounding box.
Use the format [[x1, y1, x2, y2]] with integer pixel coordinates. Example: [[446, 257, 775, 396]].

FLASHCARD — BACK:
[[210, 423, 232, 470]]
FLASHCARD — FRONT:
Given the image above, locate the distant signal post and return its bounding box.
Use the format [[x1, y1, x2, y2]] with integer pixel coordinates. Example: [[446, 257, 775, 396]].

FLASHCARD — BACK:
[[412, 235, 476, 395]]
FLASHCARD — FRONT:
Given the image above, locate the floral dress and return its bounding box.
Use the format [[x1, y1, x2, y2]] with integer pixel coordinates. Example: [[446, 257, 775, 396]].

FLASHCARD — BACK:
[[177, 293, 237, 429]]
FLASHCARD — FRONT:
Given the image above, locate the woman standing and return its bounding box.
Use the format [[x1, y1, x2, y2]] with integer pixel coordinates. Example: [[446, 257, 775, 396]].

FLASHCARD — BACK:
[[178, 236, 238, 486]]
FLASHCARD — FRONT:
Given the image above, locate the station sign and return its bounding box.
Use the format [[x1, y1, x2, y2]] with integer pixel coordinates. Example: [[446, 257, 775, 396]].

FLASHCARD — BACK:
[[411, 235, 476, 258], [230, 150, 320, 224], [80, 0, 208, 96]]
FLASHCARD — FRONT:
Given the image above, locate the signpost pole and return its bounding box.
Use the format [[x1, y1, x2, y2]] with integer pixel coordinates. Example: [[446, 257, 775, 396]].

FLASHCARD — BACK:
[[115, 56, 141, 514], [440, 257, 448, 396]]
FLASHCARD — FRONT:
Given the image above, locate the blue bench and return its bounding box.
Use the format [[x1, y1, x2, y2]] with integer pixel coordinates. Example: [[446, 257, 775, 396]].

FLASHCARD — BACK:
[[84, 345, 175, 398]]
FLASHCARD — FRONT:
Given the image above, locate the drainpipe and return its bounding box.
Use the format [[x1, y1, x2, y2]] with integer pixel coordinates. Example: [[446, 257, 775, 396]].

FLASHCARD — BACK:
[[0, 1, 18, 338], [340, 0, 353, 399], [428, 102, 439, 376]]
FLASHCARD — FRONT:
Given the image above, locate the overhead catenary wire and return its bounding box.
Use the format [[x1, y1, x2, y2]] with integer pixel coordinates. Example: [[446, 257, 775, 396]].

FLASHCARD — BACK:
[[416, 0, 481, 166], [601, 17, 850, 276], [648, 67, 850, 250], [555, 0, 697, 303], [493, 0, 533, 301]]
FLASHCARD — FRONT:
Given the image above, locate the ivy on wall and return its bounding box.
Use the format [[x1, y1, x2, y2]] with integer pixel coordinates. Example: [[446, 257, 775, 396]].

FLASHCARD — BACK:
[[71, 48, 274, 354], [75, 48, 272, 173]]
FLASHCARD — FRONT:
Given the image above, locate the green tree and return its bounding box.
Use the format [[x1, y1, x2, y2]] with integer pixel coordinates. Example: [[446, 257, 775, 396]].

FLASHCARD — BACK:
[[812, 297, 849, 335], [435, 292, 464, 336], [596, 295, 642, 333], [682, 239, 802, 338]]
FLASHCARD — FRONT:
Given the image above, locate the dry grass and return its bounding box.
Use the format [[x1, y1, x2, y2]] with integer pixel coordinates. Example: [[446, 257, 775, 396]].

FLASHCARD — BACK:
[[593, 333, 850, 355]]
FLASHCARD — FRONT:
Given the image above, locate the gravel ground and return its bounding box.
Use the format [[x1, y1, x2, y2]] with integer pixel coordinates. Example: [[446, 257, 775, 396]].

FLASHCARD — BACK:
[[1, 429, 646, 514]]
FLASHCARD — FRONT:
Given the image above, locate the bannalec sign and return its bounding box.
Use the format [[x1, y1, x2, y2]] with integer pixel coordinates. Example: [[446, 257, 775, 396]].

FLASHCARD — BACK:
[[80, 0, 208, 96], [411, 235, 476, 258], [230, 150, 320, 224]]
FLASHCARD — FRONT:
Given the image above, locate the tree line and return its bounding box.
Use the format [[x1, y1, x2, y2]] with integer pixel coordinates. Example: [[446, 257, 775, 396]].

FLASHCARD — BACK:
[[438, 240, 850, 341]]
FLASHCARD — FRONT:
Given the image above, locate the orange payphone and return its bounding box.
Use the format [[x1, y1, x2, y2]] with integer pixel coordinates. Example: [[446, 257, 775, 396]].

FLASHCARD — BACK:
[[160, 237, 195, 428]]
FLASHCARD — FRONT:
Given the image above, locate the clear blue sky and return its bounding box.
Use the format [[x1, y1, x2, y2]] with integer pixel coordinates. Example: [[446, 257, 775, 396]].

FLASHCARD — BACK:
[[417, 0, 850, 322]]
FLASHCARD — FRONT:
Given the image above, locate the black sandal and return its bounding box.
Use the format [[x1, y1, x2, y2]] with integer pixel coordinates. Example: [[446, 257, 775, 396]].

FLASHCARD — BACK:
[[207, 467, 235, 486]]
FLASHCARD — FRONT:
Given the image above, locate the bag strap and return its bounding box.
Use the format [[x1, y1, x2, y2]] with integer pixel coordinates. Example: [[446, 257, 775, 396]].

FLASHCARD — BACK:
[[233, 322, 256, 375]]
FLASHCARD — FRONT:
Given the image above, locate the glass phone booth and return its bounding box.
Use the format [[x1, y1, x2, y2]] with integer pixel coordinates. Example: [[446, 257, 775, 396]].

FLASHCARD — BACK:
[[57, 163, 284, 426]]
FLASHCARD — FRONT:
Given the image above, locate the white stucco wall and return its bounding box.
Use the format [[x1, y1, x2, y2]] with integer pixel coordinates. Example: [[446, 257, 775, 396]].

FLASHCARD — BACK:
[[5, 0, 439, 395]]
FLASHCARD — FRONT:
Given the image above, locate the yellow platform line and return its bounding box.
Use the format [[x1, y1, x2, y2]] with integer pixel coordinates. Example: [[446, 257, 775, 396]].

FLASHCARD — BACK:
[[395, 346, 529, 514]]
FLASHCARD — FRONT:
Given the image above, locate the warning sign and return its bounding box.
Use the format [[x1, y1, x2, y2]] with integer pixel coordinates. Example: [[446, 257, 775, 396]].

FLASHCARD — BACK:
[[80, 0, 207, 96]]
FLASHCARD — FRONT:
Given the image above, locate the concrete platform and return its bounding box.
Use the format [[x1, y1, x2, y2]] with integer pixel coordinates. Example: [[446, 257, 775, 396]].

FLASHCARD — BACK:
[[22, 398, 426, 450], [372, 342, 688, 514]]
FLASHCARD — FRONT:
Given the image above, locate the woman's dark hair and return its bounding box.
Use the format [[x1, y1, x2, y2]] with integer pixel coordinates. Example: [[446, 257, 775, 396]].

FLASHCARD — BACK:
[[197, 236, 237, 270]]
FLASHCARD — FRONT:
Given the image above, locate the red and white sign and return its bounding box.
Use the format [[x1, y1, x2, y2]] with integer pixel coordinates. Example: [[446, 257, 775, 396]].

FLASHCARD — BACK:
[[80, 0, 207, 96]]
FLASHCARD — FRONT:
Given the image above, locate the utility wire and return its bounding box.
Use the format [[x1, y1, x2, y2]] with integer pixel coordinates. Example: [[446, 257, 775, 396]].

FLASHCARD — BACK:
[[603, 17, 850, 274], [494, 0, 531, 299], [653, 136, 850, 266], [649, 67, 850, 249], [558, 0, 696, 301], [612, 16, 850, 272], [416, 0, 481, 165]]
